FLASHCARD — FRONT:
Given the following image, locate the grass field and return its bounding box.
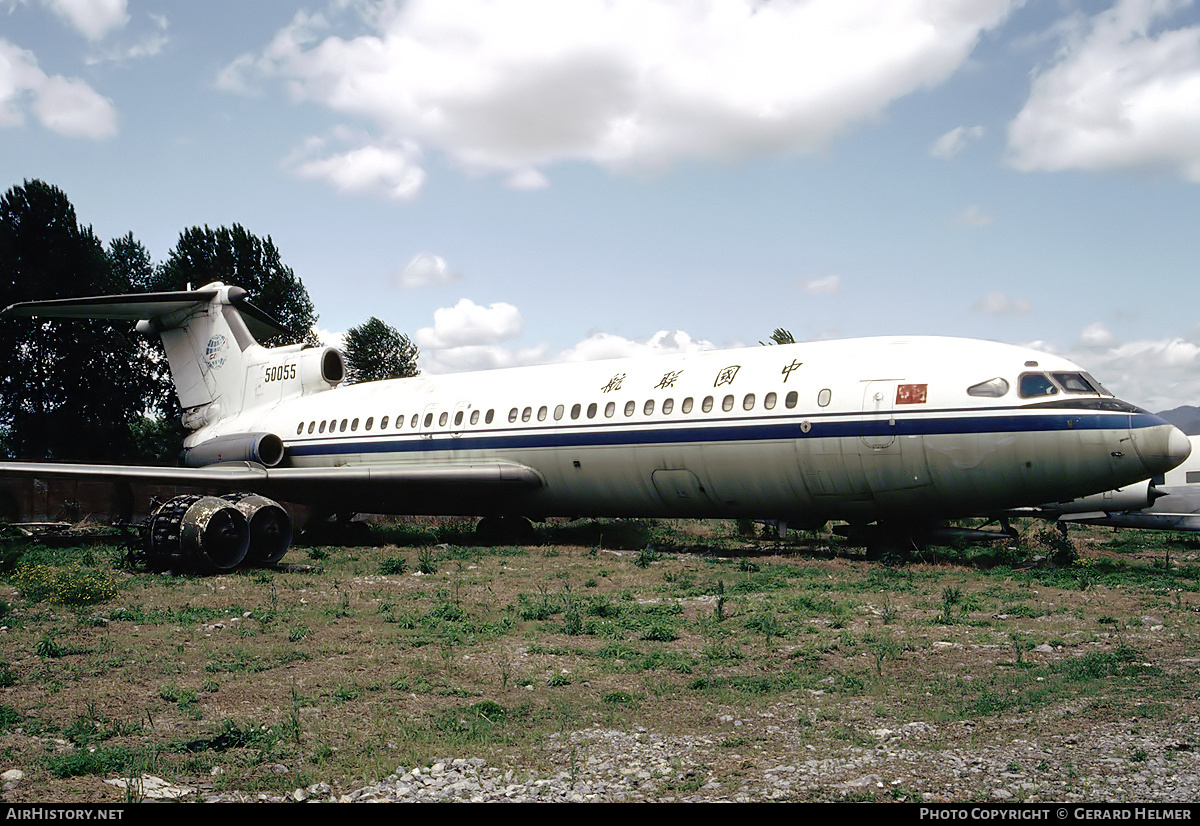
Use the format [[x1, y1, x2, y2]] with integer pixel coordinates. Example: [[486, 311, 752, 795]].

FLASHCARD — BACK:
[[0, 517, 1198, 802]]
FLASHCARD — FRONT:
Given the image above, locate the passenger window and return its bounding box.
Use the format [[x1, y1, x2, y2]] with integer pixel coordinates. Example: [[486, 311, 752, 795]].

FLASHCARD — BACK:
[[571, 404, 581, 420], [743, 394, 755, 411], [410, 413, 418, 429], [319, 421, 327, 433], [308, 422, 315, 434], [587, 403, 597, 418], [340, 419, 348, 432], [644, 400, 655, 415], [663, 398, 674, 415], [682, 397, 693, 414], [968, 377, 1010, 398], [537, 406, 547, 422], [605, 402, 615, 417], [702, 396, 714, 413], [296, 423, 304, 435], [351, 418, 359, 432], [521, 407, 532, 422], [764, 392, 776, 410], [470, 410, 480, 425], [454, 411, 463, 426], [554, 405, 565, 421], [380, 416, 388, 430], [509, 408, 519, 423], [365, 417, 373, 431], [424, 413, 434, 428], [722, 395, 734, 412], [1019, 373, 1059, 398], [438, 412, 448, 426], [485, 409, 495, 424], [814, 390, 827, 408], [624, 401, 636, 417]]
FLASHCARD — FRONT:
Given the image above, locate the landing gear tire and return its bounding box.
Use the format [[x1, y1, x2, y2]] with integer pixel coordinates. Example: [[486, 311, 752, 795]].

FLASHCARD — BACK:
[[475, 515, 538, 545]]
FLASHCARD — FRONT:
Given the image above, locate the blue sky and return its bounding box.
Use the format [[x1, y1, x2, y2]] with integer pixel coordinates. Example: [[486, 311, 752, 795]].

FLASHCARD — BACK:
[[4, 0, 1200, 410]]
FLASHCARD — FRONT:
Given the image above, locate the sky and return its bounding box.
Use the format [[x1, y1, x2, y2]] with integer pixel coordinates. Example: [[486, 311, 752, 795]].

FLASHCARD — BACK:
[[3, 0, 1200, 411]]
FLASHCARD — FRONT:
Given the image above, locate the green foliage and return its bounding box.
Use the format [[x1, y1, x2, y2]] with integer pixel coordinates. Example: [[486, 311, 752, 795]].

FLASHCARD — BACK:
[[941, 586, 963, 623], [634, 547, 661, 568], [416, 547, 438, 575], [379, 556, 408, 576], [760, 328, 796, 346], [12, 564, 119, 606], [343, 316, 420, 383], [0, 181, 159, 461], [151, 224, 316, 347]]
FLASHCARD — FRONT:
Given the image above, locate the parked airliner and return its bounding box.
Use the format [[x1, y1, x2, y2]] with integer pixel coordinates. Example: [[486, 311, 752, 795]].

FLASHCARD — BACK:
[[1024, 435, 1200, 532], [0, 282, 1189, 570]]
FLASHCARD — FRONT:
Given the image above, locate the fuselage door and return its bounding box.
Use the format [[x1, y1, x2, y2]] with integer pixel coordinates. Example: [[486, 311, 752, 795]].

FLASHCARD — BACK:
[[451, 401, 472, 438], [419, 403, 445, 439], [861, 380, 897, 450]]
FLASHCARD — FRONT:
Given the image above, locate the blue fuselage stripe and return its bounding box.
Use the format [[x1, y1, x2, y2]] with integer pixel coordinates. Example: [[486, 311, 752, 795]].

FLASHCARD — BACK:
[[284, 410, 1153, 460]]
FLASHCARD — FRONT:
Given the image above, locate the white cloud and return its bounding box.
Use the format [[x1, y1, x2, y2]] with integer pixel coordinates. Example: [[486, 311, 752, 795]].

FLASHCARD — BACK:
[[972, 291, 1031, 315], [1079, 321, 1116, 348], [394, 252, 460, 290], [803, 275, 841, 295], [42, 0, 128, 41], [0, 39, 116, 137], [929, 125, 984, 159], [1008, 0, 1200, 181], [1063, 336, 1200, 411], [505, 168, 550, 190], [286, 135, 425, 199], [415, 298, 524, 349], [223, 0, 1019, 186], [954, 204, 993, 226], [556, 329, 714, 363], [85, 13, 169, 64]]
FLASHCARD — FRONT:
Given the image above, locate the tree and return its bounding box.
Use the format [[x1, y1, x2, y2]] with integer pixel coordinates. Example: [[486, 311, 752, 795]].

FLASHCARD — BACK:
[[0, 181, 158, 461], [152, 225, 317, 346], [760, 328, 796, 346], [342, 317, 420, 384]]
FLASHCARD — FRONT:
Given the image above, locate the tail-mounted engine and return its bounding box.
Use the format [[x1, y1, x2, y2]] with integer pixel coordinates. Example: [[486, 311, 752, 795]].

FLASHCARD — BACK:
[[141, 493, 293, 573], [180, 432, 284, 468]]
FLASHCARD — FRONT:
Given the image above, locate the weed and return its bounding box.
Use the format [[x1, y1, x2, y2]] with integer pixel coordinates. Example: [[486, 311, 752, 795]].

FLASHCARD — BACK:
[[379, 556, 408, 576], [417, 547, 438, 575], [634, 547, 661, 568], [941, 586, 963, 623]]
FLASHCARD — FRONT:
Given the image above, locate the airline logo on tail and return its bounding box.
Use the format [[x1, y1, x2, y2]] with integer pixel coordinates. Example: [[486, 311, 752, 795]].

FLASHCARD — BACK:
[[204, 334, 228, 370]]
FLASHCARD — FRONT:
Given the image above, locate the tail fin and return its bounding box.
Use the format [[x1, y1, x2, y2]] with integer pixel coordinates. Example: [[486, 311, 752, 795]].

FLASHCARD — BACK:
[[2, 282, 341, 429]]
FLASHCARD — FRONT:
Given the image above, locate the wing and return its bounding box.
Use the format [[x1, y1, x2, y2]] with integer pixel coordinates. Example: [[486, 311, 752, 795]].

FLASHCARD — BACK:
[[0, 460, 544, 514]]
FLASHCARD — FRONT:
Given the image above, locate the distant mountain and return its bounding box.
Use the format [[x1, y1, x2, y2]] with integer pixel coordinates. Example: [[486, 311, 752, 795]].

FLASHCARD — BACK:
[[1156, 405, 1200, 435]]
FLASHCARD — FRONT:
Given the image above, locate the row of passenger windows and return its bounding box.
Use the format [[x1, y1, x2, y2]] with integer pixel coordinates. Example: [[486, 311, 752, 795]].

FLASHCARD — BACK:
[[296, 389, 829, 436]]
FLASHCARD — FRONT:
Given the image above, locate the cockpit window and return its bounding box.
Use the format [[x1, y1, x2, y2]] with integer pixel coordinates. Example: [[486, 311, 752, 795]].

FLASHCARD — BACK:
[[1051, 372, 1097, 394], [1019, 373, 1059, 398], [967, 377, 1010, 398], [1082, 372, 1112, 397]]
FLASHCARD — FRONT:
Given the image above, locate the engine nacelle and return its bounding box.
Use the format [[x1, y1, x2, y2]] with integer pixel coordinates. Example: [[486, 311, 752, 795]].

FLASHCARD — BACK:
[[145, 495, 249, 573], [1035, 480, 1160, 516], [180, 432, 285, 468], [222, 493, 293, 565], [298, 345, 345, 393]]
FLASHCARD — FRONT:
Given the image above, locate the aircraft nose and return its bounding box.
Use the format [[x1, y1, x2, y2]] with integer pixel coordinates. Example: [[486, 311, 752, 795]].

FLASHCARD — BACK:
[[1169, 425, 1192, 466], [1134, 422, 1192, 475]]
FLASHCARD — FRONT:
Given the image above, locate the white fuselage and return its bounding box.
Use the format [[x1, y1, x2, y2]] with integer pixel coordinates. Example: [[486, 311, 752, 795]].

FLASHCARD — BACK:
[[191, 336, 1186, 527]]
